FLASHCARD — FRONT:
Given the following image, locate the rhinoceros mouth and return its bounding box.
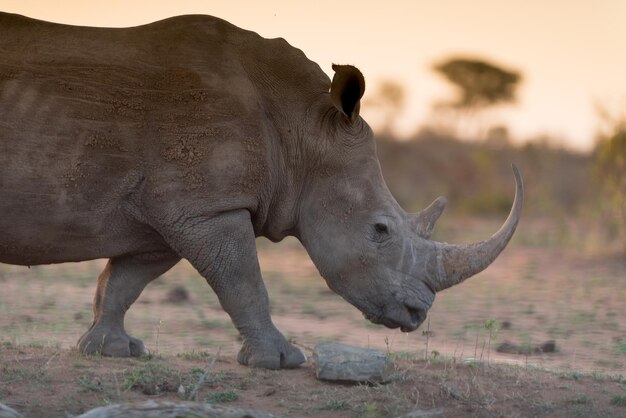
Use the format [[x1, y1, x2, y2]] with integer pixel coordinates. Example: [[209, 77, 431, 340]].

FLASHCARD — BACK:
[[327, 276, 428, 332], [363, 303, 426, 333], [364, 314, 420, 333]]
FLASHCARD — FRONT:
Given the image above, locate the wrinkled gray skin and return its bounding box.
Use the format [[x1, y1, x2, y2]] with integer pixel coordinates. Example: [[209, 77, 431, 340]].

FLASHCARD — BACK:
[[0, 13, 523, 369]]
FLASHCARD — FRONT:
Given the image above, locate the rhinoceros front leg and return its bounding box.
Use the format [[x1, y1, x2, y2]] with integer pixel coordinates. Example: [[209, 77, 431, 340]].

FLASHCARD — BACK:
[[162, 210, 306, 369], [78, 252, 180, 357]]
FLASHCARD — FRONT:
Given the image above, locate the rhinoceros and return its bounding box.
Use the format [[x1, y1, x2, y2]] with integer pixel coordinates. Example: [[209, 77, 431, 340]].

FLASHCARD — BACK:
[[0, 13, 523, 369]]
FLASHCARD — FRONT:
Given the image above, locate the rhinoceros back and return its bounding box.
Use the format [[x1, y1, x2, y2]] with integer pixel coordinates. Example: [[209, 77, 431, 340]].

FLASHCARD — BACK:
[[0, 13, 328, 265]]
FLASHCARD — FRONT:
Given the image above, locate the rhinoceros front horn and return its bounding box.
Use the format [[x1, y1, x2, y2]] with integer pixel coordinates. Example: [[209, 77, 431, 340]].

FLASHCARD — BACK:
[[432, 164, 524, 292]]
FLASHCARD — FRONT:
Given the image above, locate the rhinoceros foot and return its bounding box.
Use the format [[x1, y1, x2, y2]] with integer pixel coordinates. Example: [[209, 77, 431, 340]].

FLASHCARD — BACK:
[[237, 334, 306, 369], [78, 325, 147, 357]]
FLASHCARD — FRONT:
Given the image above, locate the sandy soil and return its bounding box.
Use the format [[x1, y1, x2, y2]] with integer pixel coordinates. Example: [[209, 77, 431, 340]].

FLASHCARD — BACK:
[[0, 344, 624, 418], [0, 219, 624, 417]]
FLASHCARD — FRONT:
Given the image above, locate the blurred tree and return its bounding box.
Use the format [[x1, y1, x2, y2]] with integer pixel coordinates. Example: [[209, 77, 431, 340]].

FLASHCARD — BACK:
[[432, 57, 521, 138], [485, 125, 511, 148], [364, 80, 405, 133], [434, 58, 521, 108], [594, 122, 626, 252]]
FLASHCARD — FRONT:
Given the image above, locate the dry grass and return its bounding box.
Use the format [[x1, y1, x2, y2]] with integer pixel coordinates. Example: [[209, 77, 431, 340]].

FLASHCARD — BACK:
[[0, 343, 624, 418], [0, 218, 624, 417]]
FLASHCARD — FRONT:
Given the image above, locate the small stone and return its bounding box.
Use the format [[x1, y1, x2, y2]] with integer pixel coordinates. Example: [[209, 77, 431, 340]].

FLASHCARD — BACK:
[[496, 341, 519, 354], [539, 340, 556, 353], [496, 340, 557, 355], [165, 286, 190, 303], [260, 388, 276, 397], [312, 342, 394, 383]]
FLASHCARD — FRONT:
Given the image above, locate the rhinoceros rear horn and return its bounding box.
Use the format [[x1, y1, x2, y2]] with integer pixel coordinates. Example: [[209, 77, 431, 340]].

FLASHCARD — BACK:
[[434, 164, 524, 291], [411, 196, 447, 239], [330, 64, 365, 123]]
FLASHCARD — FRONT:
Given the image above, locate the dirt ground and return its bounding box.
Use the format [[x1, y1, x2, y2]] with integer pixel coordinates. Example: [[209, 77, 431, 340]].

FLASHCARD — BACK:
[[1, 344, 625, 418], [0, 218, 625, 417]]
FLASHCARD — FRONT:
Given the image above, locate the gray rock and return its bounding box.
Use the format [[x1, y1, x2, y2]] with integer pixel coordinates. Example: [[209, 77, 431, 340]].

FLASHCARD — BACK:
[[74, 400, 281, 418], [396, 408, 445, 418], [0, 403, 25, 418], [312, 342, 394, 383]]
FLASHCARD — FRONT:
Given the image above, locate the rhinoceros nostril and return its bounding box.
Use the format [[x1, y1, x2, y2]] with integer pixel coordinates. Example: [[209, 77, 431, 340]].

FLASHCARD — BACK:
[[405, 304, 425, 327]]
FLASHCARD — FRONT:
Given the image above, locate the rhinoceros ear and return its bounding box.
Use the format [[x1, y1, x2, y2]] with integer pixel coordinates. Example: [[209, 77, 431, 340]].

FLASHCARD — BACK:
[[331, 64, 365, 123]]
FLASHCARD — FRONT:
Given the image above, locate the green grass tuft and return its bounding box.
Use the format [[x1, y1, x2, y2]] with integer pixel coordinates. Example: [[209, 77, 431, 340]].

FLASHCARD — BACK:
[[566, 394, 592, 405], [319, 399, 348, 410], [206, 389, 238, 403], [177, 351, 214, 361], [123, 363, 192, 396], [77, 375, 104, 392]]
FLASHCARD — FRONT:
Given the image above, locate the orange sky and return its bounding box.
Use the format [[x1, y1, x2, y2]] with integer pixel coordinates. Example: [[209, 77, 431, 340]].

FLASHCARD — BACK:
[[3, 0, 626, 150]]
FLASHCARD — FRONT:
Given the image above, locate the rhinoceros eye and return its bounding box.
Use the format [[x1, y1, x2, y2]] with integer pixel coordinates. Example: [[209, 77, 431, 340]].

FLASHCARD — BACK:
[[370, 222, 391, 243], [374, 223, 389, 234]]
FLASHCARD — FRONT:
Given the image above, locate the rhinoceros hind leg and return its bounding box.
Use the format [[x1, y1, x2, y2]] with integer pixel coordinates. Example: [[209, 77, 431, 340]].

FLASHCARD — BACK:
[[78, 326, 147, 357], [78, 252, 180, 357]]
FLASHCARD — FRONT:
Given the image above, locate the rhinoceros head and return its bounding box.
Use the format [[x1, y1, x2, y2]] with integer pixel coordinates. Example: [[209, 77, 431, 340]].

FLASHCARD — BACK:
[[297, 65, 523, 332]]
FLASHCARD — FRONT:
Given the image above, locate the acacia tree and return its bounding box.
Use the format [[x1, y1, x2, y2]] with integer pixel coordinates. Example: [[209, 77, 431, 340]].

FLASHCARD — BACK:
[[432, 57, 521, 138], [595, 121, 626, 252], [364, 80, 405, 134]]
